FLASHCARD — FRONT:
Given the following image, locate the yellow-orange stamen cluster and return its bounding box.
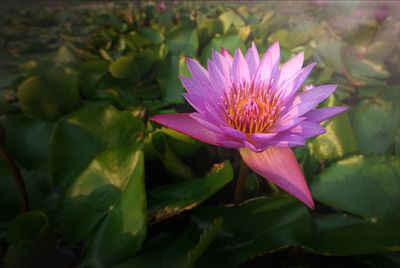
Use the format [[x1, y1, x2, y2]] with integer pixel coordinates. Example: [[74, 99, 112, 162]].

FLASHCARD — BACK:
[[223, 82, 281, 134]]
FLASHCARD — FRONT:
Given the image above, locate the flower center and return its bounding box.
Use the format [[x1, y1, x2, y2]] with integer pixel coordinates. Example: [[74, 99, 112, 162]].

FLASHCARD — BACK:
[[223, 84, 281, 134]]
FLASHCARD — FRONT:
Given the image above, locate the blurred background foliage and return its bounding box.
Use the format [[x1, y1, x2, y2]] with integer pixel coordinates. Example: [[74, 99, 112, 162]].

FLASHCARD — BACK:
[[0, 1, 400, 267]]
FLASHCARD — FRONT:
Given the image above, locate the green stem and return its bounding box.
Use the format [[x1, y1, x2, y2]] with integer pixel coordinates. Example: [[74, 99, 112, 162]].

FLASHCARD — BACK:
[[0, 148, 29, 212], [234, 160, 249, 203]]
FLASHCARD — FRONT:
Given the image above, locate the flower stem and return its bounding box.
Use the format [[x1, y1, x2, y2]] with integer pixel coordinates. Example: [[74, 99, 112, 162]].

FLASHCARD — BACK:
[[0, 148, 29, 213], [234, 160, 249, 203]]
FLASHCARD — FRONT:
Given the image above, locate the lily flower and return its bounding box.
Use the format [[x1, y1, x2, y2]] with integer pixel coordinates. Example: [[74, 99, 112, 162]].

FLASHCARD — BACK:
[[150, 42, 347, 208]]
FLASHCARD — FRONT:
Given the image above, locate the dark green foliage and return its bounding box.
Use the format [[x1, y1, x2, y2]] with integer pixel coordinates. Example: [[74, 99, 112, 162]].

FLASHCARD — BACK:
[[0, 2, 400, 268]]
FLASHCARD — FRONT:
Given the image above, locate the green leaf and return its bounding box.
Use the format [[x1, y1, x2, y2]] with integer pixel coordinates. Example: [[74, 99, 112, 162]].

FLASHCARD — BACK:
[[201, 33, 245, 65], [313, 38, 343, 73], [1, 114, 53, 173], [311, 154, 400, 221], [0, 160, 56, 220], [396, 129, 400, 155], [307, 95, 358, 163], [79, 60, 110, 97], [268, 29, 309, 49], [109, 55, 140, 81], [123, 32, 151, 50], [346, 55, 389, 85], [309, 213, 400, 255], [138, 27, 164, 45], [73, 149, 147, 267], [4, 210, 53, 268], [115, 218, 222, 268], [193, 196, 312, 268], [17, 71, 81, 120], [166, 26, 199, 57], [198, 18, 224, 46], [350, 89, 400, 154], [152, 132, 195, 181], [156, 55, 184, 104], [135, 48, 156, 76], [148, 161, 233, 223], [219, 9, 244, 33], [159, 128, 202, 157], [50, 105, 144, 187]]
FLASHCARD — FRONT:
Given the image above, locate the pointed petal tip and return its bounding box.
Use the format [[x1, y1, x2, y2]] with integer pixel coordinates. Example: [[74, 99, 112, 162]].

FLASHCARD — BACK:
[[305, 196, 315, 209], [240, 147, 314, 209], [221, 47, 233, 58]]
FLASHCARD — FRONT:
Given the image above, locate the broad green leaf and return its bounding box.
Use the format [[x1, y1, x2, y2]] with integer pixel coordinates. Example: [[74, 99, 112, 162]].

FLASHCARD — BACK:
[[17, 72, 81, 120], [151, 132, 195, 181], [115, 218, 222, 268], [0, 163, 55, 221], [309, 213, 400, 255], [109, 56, 140, 82], [198, 18, 224, 46], [138, 27, 164, 45], [268, 29, 309, 49], [148, 161, 233, 223], [193, 196, 312, 268], [219, 9, 244, 33], [166, 26, 199, 57], [307, 95, 358, 163], [50, 105, 144, 187], [54, 45, 80, 67], [312, 38, 343, 73], [72, 149, 146, 267], [350, 89, 400, 154], [1, 114, 53, 173], [201, 33, 245, 65], [159, 128, 202, 157], [123, 32, 151, 50], [135, 48, 156, 76], [79, 60, 110, 97], [4, 210, 53, 268], [346, 56, 389, 85], [156, 55, 184, 104], [311, 154, 400, 221], [396, 129, 400, 155]]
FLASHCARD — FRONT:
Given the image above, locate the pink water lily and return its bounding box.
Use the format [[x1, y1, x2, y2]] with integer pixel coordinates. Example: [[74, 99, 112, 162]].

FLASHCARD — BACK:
[[150, 42, 347, 208]]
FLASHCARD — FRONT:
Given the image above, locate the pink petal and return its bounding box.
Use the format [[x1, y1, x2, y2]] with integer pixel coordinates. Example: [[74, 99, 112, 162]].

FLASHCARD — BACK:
[[232, 48, 250, 85], [278, 52, 304, 83], [268, 42, 281, 78], [282, 85, 338, 122], [179, 76, 206, 96], [211, 49, 231, 81], [221, 47, 233, 63], [304, 106, 348, 123], [190, 113, 223, 133], [253, 47, 272, 87], [150, 113, 219, 146], [186, 57, 210, 83], [208, 59, 230, 95], [240, 147, 314, 208], [294, 63, 316, 91], [287, 121, 326, 138], [245, 42, 260, 78]]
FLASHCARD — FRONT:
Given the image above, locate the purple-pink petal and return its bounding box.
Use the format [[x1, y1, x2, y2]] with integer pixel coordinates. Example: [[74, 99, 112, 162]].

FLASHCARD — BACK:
[[240, 147, 314, 208], [232, 48, 250, 85], [304, 106, 348, 123], [186, 57, 209, 83], [278, 52, 304, 84], [245, 42, 260, 78], [286, 121, 326, 139], [150, 113, 219, 146], [282, 84, 337, 122]]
